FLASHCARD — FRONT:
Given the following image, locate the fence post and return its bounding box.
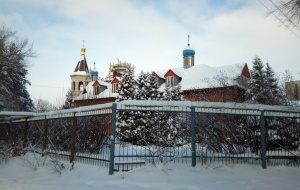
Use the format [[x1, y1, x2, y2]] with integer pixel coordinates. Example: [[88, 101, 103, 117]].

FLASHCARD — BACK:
[[70, 112, 77, 163], [109, 103, 117, 175], [191, 106, 196, 167], [42, 116, 48, 157], [260, 110, 267, 169], [22, 117, 29, 150]]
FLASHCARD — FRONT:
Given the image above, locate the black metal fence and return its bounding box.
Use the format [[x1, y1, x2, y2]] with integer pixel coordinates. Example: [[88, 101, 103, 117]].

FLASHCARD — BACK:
[[0, 101, 299, 175]]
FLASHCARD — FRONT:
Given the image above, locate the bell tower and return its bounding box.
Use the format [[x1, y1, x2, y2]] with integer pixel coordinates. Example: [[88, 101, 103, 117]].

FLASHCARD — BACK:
[[70, 42, 91, 98]]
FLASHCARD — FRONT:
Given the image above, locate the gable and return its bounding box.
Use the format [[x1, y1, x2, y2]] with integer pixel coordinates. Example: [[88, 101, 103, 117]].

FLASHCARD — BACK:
[[241, 64, 251, 79], [164, 69, 178, 78], [92, 80, 101, 87], [111, 77, 120, 84]]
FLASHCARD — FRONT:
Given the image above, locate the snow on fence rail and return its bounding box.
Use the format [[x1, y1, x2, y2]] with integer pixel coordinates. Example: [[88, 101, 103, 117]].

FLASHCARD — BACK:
[[1, 101, 299, 121]]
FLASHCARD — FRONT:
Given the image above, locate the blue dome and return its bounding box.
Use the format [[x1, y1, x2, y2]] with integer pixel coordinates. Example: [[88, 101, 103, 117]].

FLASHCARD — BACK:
[[183, 47, 195, 57], [91, 70, 98, 76]]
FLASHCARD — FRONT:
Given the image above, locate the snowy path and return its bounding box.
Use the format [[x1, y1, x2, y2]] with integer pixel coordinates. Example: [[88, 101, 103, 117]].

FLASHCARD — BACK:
[[0, 156, 299, 190]]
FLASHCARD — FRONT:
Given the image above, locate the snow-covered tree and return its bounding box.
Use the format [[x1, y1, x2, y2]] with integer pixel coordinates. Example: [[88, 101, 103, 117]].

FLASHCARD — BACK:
[[246, 57, 286, 105], [264, 62, 284, 105], [116, 67, 135, 101], [116, 67, 136, 142], [0, 24, 35, 111], [246, 56, 267, 104], [134, 71, 147, 100], [61, 89, 74, 109], [148, 72, 161, 100], [163, 84, 183, 101], [135, 71, 160, 100]]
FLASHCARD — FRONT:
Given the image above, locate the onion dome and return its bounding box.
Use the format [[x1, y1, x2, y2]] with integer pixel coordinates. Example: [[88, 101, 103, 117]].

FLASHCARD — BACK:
[[183, 46, 195, 57], [91, 69, 98, 76], [183, 35, 195, 69], [91, 62, 98, 81]]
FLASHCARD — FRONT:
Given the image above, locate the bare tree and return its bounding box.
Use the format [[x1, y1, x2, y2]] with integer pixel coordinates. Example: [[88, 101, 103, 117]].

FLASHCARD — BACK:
[[33, 98, 55, 113], [268, 0, 300, 29], [259, 0, 300, 38]]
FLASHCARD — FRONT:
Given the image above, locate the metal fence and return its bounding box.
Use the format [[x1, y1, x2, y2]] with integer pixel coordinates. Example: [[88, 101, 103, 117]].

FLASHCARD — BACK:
[[0, 104, 112, 167], [108, 101, 300, 174], [0, 100, 300, 175]]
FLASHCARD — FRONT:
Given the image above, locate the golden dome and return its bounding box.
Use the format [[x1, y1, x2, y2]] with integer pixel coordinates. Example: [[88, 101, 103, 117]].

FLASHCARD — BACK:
[[81, 47, 86, 54]]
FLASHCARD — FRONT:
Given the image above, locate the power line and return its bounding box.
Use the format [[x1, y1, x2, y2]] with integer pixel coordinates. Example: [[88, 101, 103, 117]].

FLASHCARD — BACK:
[[268, 0, 300, 31], [257, 0, 300, 39], [30, 84, 69, 90]]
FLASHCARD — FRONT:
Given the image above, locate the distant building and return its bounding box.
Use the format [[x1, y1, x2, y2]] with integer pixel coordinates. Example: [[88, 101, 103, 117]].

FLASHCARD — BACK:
[[70, 46, 135, 106], [104, 59, 135, 82], [71, 36, 251, 106], [70, 46, 98, 98], [151, 36, 250, 102], [285, 80, 300, 100]]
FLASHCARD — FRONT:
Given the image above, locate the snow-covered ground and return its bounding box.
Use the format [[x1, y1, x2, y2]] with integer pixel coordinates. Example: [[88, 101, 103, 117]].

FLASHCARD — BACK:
[[0, 154, 299, 190]]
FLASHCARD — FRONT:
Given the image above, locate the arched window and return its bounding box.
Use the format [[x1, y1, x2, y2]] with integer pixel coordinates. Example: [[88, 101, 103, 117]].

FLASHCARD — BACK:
[[72, 81, 76, 90], [78, 81, 83, 91]]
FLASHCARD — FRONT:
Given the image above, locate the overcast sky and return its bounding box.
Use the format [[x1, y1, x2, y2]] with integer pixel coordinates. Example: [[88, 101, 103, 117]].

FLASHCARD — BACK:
[[0, 0, 299, 105]]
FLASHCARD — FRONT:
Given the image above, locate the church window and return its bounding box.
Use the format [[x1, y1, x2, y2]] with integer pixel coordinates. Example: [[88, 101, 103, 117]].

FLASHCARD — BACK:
[[167, 76, 174, 87], [113, 83, 119, 93], [72, 81, 76, 91], [94, 86, 100, 95], [78, 81, 83, 91]]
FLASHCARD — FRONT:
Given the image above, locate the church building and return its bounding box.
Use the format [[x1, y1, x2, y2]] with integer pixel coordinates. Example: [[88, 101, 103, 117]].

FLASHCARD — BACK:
[[70, 36, 251, 106]]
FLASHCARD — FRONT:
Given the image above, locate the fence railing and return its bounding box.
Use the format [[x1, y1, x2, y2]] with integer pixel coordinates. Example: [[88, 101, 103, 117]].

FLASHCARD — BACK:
[[0, 100, 300, 175]]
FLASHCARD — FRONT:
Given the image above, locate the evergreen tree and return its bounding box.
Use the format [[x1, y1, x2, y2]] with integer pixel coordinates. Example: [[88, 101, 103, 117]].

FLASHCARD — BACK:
[[264, 62, 284, 105], [134, 70, 147, 100], [0, 24, 35, 111], [163, 85, 183, 101], [246, 56, 266, 104], [148, 73, 160, 100], [130, 72, 161, 144], [61, 89, 74, 109], [115, 67, 136, 142], [116, 67, 135, 101], [135, 71, 160, 100]]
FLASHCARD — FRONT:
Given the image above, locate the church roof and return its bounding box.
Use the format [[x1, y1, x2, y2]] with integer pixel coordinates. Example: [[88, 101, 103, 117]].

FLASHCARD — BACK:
[[154, 63, 247, 91], [74, 48, 89, 73]]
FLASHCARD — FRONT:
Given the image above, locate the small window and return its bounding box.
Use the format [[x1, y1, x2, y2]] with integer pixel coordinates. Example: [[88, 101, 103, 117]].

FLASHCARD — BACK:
[[72, 81, 76, 91], [113, 83, 119, 93], [94, 86, 100, 95], [78, 81, 83, 91], [167, 76, 174, 87]]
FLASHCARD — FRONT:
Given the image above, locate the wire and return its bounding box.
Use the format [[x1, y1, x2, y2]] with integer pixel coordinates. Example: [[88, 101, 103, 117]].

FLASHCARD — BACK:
[[257, 0, 300, 39], [30, 84, 69, 90], [268, 0, 300, 31]]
